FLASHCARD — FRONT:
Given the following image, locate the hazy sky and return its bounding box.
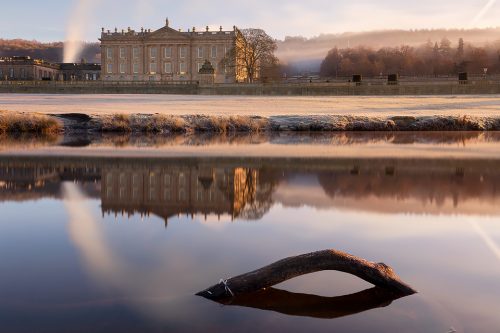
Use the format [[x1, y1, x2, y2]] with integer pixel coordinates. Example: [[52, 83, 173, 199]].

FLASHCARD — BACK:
[[1, 0, 499, 42]]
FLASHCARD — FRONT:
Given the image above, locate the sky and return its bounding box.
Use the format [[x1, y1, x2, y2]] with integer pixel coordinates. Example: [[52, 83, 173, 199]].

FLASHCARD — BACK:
[[0, 0, 499, 42]]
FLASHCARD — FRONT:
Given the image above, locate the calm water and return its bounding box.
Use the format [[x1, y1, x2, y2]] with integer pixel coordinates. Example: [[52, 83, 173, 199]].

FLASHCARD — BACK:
[[1, 141, 500, 332]]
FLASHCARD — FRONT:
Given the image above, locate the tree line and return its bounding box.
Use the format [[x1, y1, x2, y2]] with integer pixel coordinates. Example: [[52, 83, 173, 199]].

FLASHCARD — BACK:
[[319, 38, 500, 78], [0, 39, 100, 63]]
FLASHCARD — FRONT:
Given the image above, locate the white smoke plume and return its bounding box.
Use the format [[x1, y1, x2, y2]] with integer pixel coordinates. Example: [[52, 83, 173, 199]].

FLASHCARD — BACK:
[[64, 0, 99, 63]]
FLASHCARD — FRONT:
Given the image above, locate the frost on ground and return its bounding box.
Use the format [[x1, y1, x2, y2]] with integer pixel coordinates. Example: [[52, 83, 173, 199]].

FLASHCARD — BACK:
[[1, 94, 500, 117]]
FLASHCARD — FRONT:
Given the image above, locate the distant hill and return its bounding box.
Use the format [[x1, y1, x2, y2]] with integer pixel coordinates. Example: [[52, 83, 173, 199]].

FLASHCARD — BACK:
[[277, 27, 500, 73], [0, 39, 100, 63]]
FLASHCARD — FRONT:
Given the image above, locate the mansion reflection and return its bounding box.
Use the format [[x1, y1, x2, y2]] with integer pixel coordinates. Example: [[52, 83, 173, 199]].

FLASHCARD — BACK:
[[1, 158, 500, 220], [101, 165, 272, 222]]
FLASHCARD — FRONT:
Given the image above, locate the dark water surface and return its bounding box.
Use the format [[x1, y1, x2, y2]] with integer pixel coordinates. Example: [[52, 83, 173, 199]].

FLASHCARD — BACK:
[[1, 149, 500, 332]]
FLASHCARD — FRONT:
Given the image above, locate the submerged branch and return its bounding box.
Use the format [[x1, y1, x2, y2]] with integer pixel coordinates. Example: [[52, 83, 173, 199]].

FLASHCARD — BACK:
[[196, 249, 417, 300]]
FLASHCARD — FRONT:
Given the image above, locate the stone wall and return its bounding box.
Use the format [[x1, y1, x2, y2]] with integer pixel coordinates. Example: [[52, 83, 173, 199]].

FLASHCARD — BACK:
[[1, 81, 500, 95]]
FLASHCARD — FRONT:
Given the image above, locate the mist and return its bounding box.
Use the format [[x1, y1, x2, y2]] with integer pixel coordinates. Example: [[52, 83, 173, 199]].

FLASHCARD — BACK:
[[277, 27, 500, 73]]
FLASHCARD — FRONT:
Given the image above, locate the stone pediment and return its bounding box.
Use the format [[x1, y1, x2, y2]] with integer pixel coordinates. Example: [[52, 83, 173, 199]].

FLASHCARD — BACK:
[[146, 26, 191, 41]]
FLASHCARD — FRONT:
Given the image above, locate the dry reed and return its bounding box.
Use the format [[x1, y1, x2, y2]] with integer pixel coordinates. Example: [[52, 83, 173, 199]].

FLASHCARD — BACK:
[[0, 111, 62, 134]]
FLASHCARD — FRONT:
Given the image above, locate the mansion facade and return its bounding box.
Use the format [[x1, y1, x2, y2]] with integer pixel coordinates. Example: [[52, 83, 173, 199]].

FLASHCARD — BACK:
[[100, 19, 242, 83]]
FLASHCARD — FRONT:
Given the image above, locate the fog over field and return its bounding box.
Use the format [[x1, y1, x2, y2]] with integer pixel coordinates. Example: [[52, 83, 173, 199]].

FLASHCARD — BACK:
[[277, 28, 500, 72]]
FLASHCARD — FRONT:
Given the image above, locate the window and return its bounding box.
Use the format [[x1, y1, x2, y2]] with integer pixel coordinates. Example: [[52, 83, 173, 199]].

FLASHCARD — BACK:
[[179, 46, 187, 58], [164, 189, 171, 201], [179, 189, 186, 201], [197, 46, 204, 58], [120, 63, 126, 74], [150, 47, 157, 58], [179, 62, 186, 74], [9, 68, 14, 78], [211, 45, 217, 58], [133, 47, 139, 59], [20, 68, 26, 79], [119, 47, 126, 59], [164, 62, 172, 74], [164, 46, 172, 58], [164, 174, 171, 185], [107, 48, 113, 59], [150, 63, 157, 73], [133, 63, 139, 74], [107, 64, 113, 74]]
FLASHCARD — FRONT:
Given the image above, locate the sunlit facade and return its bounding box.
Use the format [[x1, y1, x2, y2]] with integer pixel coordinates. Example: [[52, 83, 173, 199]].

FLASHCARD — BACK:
[[99, 19, 239, 83]]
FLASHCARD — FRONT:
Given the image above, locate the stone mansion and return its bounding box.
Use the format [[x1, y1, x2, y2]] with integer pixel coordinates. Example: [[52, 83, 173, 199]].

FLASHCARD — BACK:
[[100, 19, 242, 83]]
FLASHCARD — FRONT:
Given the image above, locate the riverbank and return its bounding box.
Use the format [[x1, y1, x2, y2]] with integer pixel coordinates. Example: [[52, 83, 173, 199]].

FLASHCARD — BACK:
[[2, 94, 500, 134], [2, 110, 500, 135]]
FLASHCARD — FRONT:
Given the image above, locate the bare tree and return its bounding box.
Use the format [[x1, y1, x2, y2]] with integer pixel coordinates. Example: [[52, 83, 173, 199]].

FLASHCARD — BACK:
[[222, 28, 278, 83]]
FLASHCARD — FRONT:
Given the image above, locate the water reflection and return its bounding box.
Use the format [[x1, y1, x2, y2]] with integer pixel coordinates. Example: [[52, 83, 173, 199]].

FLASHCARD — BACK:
[[1, 157, 500, 218], [215, 287, 406, 319], [3, 131, 500, 149], [1, 155, 500, 332]]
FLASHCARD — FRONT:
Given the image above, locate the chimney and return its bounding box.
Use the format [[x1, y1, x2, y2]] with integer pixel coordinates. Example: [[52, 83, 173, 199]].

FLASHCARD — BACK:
[[220, 26, 223, 32], [206, 26, 209, 32], [166, 18, 169, 27], [193, 27, 196, 32], [114, 27, 117, 33]]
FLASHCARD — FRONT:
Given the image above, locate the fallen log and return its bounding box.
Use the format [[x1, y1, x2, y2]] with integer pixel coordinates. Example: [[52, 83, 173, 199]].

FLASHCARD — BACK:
[[214, 287, 407, 319], [196, 249, 416, 300]]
